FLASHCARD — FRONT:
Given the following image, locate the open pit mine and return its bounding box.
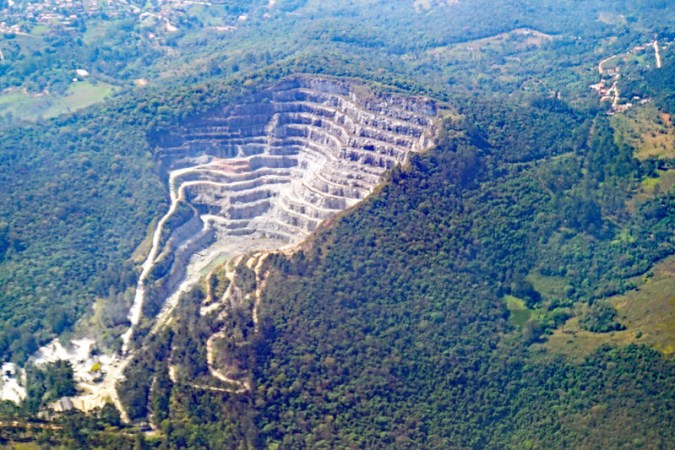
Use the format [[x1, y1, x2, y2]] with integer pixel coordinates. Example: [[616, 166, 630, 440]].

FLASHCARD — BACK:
[[12, 76, 440, 418], [124, 76, 439, 350]]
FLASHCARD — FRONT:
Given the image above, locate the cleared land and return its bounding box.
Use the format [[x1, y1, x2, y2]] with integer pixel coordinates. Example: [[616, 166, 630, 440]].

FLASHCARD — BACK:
[[543, 256, 675, 360], [428, 28, 554, 62], [611, 104, 675, 161], [504, 295, 532, 326], [0, 81, 115, 121], [611, 103, 675, 212]]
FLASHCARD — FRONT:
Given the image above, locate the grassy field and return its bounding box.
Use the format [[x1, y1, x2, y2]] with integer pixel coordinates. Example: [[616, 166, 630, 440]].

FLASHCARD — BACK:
[[427, 28, 554, 62], [0, 80, 115, 122], [542, 256, 675, 360], [43, 81, 116, 118], [610, 103, 675, 212], [504, 295, 532, 326], [598, 11, 628, 26], [83, 20, 112, 45], [626, 168, 675, 213], [611, 104, 675, 160], [0, 90, 53, 120], [527, 270, 568, 300]]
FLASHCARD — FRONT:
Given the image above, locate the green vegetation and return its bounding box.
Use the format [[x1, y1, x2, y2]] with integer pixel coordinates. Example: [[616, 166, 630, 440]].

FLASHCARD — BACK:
[[112, 92, 674, 448], [0, 0, 674, 448], [579, 301, 627, 333], [0, 107, 166, 362], [0, 81, 115, 123], [611, 104, 675, 161], [117, 287, 258, 448], [504, 295, 533, 326], [545, 255, 675, 359], [24, 361, 76, 414], [42, 81, 116, 119], [245, 101, 674, 448]]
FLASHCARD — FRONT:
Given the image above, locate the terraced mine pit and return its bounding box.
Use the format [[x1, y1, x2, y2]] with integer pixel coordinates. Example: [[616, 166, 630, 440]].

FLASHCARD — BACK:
[[123, 76, 439, 350], [19, 76, 439, 418]]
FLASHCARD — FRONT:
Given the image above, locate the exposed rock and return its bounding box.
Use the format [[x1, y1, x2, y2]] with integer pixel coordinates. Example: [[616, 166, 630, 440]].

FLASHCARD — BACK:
[[49, 397, 74, 413], [126, 75, 440, 350], [0, 363, 26, 404]]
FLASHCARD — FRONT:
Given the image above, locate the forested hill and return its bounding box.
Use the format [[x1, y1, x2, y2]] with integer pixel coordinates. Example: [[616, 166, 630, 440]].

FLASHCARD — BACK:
[[112, 91, 674, 448], [0, 0, 673, 448], [2, 0, 674, 362], [251, 99, 675, 448]]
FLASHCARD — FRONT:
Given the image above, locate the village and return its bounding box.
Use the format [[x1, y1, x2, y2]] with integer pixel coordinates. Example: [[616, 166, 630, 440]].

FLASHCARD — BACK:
[[590, 39, 667, 115], [0, 0, 225, 37]]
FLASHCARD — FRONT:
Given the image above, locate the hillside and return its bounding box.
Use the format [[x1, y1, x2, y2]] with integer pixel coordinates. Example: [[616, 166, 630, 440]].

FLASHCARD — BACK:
[[0, 0, 673, 448], [114, 80, 674, 449]]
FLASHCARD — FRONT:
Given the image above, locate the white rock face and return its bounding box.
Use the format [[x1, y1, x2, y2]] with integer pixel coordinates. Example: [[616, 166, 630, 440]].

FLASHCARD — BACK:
[[0, 363, 26, 404], [32, 338, 112, 385], [124, 76, 439, 348]]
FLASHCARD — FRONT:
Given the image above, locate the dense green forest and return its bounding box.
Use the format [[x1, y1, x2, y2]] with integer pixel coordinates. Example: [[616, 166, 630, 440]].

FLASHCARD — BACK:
[[250, 101, 674, 448], [0, 0, 674, 448]]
